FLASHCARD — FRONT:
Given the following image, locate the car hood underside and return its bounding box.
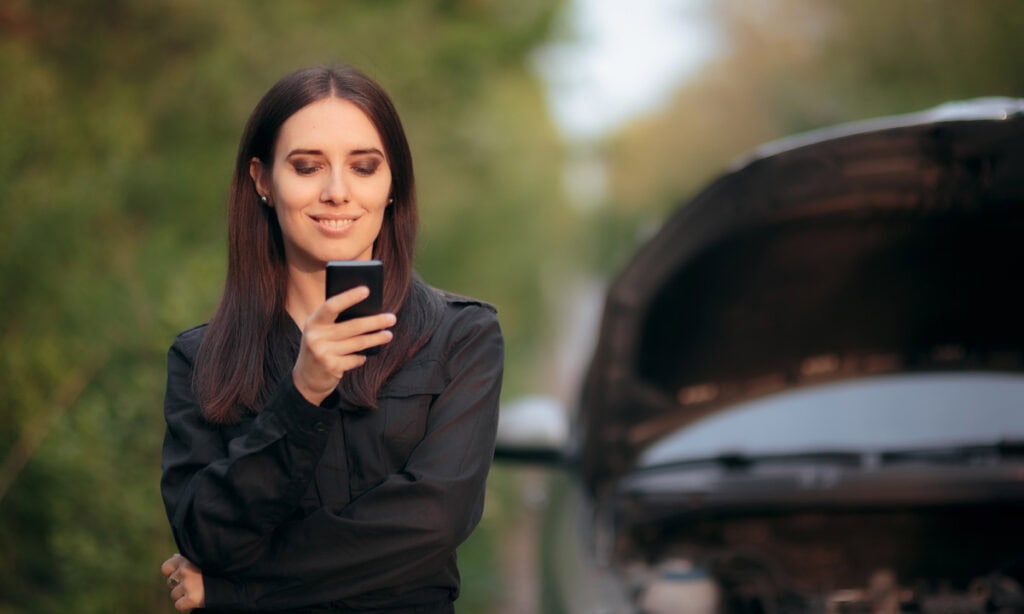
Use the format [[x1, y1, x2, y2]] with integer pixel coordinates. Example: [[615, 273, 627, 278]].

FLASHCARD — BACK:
[[578, 99, 1024, 489]]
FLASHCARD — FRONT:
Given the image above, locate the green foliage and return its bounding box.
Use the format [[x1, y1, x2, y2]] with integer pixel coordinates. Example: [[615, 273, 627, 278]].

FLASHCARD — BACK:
[[0, 1, 572, 611]]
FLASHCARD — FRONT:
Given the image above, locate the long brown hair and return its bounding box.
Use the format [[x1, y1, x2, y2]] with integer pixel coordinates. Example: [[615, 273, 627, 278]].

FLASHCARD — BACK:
[[194, 64, 442, 423]]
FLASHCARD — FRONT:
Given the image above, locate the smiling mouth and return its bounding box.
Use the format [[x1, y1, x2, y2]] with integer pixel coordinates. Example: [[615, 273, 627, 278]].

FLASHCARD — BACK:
[[315, 217, 356, 229]]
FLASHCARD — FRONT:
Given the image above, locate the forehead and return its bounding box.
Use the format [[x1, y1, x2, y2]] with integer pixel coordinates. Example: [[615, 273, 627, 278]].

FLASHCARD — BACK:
[[275, 97, 384, 155]]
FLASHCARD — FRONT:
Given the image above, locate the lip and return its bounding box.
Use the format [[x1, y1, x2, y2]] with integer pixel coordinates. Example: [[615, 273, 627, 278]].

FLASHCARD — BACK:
[[310, 214, 359, 236]]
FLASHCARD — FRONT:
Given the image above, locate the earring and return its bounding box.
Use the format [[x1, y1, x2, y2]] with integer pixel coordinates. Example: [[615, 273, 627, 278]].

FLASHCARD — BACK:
[[387, 197, 394, 205], [260, 195, 268, 204]]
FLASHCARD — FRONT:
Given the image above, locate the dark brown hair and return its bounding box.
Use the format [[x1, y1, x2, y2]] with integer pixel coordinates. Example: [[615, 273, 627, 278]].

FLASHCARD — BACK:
[[194, 64, 441, 423]]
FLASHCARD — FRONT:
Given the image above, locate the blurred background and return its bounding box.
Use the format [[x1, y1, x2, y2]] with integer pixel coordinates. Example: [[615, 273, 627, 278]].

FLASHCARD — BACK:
[[1, 0, 1023, 612]]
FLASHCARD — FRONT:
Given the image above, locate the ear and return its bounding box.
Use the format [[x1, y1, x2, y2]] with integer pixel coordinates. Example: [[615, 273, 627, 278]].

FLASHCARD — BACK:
[[249, 158, 272, 206]]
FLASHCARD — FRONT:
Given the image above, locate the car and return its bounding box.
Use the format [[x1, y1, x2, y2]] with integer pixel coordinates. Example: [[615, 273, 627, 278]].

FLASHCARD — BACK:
[[496, 98, 1024, 614]]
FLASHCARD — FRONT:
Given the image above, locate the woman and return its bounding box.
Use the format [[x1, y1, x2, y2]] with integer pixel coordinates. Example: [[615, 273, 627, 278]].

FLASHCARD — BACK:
[[159, 64, 504, 613]]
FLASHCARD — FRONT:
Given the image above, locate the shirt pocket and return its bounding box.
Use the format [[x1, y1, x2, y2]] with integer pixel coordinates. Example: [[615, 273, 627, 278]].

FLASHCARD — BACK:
[[345, 360, 446, 499], [378, 359, 446, 458], [220, 411, 329, 515]]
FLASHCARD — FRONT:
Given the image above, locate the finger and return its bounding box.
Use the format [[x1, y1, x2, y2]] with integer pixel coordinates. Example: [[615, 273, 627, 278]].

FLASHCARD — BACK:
[[169, 568, 187, 587], [320, 352, 369, 378], [316, 329, 394, 366], [180, 559, 203, 574], [352, 328, 395, 353], [320, 312, 397, 341], [160, 554, 182, 576], [350, 312, 398, 333], [314, 286, 371, 324]]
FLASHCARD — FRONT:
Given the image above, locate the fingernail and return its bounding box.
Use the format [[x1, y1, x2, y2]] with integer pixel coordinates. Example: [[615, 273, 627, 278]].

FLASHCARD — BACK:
[[385, 313, 397, 325]]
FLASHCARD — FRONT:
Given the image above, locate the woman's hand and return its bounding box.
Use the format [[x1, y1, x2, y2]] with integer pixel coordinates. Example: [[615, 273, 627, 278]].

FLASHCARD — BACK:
[[161, 553, 205, 612], [293, 285, 397, 405]]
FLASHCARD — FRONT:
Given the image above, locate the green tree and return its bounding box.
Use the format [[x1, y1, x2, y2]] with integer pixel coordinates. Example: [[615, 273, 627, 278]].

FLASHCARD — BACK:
[[0, 1, 573, 611]]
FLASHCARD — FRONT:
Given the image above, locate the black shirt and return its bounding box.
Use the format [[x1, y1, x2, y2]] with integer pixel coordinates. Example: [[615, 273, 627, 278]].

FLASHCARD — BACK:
[[160, 291, 504, 612]]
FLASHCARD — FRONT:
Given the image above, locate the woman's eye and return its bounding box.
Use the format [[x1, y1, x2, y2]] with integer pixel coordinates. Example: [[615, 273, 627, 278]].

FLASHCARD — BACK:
[[352, 161, 380, 176], [294, 164, 320, 176]]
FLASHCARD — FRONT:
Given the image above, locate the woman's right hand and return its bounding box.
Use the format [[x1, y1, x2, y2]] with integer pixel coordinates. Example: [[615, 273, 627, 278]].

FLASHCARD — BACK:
[[292, 285, 397, 405], [161, 553, 205, 612]]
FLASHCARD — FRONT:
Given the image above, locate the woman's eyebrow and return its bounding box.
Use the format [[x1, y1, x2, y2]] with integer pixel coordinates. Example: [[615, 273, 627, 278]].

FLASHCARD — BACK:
[[285, 148, 323, 157], [285, 147, 384, 158], [349, 148, 385, 157]]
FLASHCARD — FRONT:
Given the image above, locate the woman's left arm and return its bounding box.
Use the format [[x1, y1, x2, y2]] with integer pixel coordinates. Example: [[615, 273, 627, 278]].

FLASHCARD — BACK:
[[201, 305, 504, 611]]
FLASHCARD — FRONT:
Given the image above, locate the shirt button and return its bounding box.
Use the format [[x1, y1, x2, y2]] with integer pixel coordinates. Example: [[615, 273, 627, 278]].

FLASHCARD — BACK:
[[313, 421, 328, 433]]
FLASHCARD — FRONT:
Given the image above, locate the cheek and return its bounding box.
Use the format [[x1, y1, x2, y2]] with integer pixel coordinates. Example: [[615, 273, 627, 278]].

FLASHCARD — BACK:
[[371, 169, 393, 205], [365, 207, 387, 238], [355, 184, 392, 215], [273, 176, 312, 203]]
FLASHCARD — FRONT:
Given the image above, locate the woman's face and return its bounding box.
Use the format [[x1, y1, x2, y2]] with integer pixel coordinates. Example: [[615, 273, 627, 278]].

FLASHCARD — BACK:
[[251, 97, 392, 271]]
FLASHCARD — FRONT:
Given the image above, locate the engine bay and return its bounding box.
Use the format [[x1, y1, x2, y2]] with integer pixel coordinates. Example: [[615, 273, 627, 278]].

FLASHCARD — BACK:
[[622, 506, 1024, 613]]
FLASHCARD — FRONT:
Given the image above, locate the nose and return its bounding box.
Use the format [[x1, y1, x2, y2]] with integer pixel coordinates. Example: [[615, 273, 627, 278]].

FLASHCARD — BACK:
[[320, 167, 349, 204]]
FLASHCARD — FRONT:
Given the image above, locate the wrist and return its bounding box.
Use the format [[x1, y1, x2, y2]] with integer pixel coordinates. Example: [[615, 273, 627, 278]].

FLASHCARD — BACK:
[[291, 369, 333, 406]]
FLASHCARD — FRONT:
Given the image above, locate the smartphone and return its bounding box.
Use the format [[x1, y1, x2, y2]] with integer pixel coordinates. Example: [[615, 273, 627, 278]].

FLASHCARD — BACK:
[[326, 260, 384, 355]]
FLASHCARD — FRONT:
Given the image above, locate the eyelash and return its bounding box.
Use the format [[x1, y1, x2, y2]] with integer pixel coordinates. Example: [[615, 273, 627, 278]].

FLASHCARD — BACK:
[[292, 162, 379, 176], [295, 164, 321, 176], [353, 163, 378, 177]]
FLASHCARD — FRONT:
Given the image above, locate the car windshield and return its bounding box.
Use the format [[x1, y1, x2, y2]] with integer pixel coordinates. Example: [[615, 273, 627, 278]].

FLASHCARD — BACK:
[[639, 372, 1024, 467]]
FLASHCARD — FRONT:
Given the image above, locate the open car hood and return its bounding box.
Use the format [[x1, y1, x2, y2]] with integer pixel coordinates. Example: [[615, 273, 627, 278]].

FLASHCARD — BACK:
[[578, 99, 1024, 491]]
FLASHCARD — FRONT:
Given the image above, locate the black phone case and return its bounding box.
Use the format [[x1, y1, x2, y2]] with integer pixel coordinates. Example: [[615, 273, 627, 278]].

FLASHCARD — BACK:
[[326, 260, 384, 355]]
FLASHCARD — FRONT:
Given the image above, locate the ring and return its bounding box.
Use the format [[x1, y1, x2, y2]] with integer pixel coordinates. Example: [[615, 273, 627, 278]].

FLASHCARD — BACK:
[[167, 575, 180, 588]]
